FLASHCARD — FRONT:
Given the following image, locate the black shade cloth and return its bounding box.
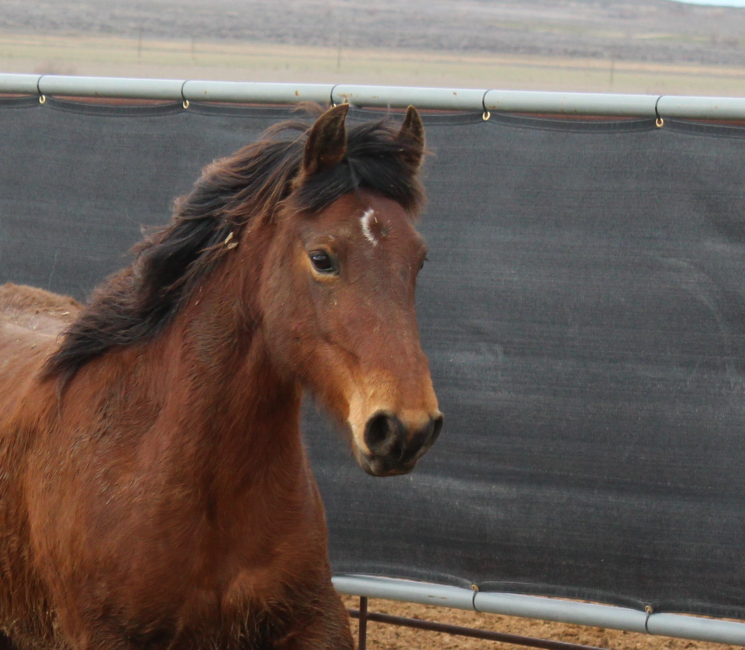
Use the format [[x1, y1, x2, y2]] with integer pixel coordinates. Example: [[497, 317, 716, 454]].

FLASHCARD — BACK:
[[2, 97, 745, 619]]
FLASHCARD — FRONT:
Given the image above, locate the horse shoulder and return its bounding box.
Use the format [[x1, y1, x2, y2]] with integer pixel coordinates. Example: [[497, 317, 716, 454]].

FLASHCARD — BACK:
[[0, 297, 65, 649], [0, 321, 58, 423], [0, 283, 81, 336]]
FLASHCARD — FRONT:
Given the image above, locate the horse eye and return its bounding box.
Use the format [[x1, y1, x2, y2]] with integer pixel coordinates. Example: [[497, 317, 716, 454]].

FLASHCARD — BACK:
[[309, 251, 337, 274]]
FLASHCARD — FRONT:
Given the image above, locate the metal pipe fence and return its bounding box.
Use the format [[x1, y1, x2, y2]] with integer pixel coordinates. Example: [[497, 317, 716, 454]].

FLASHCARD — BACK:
[[334, 576, 745, 647], [348, 598, 608, 650], [1, 73, 745, 119]]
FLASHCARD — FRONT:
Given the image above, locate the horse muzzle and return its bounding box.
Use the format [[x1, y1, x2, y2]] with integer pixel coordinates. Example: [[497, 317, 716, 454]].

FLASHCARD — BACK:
[[357, 410, 444, 477]]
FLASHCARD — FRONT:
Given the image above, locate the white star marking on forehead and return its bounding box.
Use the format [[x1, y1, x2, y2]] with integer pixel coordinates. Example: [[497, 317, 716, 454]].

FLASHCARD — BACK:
[[360, 208, 379, 247]]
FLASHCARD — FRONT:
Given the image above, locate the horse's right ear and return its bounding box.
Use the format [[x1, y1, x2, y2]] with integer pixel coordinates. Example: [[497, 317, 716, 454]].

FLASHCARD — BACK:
[[301, 104, 349, 177]]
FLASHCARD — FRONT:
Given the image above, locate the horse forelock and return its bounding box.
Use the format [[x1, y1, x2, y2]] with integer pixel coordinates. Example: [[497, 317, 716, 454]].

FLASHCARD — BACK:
[[291, 119, 425, 215], [41, 110, 426, 384]]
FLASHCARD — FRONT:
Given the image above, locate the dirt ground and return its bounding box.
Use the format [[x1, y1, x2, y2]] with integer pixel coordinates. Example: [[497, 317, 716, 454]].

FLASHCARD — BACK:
[[2, 0, 745, 66], [340, 597, 738, 650], [1, 0, 745, 94]]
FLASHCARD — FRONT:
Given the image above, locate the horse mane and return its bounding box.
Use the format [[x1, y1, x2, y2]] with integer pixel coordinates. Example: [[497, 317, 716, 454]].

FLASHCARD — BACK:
[[41, 109, 426, 383]]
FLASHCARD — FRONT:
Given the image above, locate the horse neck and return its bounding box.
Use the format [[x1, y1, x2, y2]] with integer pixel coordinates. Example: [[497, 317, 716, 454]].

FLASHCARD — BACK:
[[146, 226, 307, 499]]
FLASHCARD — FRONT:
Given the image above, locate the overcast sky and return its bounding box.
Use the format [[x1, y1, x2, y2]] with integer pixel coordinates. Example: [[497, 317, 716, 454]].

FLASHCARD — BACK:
[[669, 0, 745, 6]]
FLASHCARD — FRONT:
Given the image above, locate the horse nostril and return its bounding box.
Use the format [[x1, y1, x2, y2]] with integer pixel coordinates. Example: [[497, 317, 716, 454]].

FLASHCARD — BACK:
[[365, 413, 390, 448], [364, 411, 405, 457]]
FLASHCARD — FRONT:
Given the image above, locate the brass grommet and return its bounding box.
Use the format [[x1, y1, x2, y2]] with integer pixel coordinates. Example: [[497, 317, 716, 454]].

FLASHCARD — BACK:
[[471, 584, 479, 592], [182, 99, 190, 109], [645, 605, 654, 614], [482, 111, 491, 121], [655, 117, 664, 128], [39, 95, 46, 104]]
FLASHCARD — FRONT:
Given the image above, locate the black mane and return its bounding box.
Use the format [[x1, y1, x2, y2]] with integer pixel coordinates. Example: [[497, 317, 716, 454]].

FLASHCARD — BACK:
[[42, 111, 425, 382]]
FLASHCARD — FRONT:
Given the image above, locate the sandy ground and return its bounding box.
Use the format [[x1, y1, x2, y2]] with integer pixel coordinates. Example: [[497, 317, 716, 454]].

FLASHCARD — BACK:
[[340, 597, 739, 650]]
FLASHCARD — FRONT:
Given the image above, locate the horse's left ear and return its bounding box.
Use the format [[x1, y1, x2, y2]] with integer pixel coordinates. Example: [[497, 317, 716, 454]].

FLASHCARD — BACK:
[[302, 103, 349, 177], [396, 106, 425, 171]]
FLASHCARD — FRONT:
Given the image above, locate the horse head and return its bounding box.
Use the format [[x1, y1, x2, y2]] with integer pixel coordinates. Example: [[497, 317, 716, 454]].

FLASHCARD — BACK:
[[259, 105, 443, 476], [41, 104, 443, 478]]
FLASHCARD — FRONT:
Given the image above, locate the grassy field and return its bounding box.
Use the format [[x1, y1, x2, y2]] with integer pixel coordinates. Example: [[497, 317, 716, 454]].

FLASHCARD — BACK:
[[2, 32, 745, 96]]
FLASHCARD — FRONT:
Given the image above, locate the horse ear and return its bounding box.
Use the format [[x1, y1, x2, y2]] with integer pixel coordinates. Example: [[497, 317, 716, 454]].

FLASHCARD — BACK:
[[396, 106, 425, 170], [302, 103, 349, 176]]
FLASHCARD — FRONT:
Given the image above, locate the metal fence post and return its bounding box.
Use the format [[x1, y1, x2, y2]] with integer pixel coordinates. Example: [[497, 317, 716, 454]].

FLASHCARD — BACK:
[[358, 596, 368, 650]]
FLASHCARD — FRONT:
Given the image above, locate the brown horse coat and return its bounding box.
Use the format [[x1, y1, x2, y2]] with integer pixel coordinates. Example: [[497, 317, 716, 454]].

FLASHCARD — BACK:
[[0, 105, 440, 650]]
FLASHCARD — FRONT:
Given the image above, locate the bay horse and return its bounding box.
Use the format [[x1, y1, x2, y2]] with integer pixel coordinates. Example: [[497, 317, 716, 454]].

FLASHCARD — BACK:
[[0, 104, 442, 650]]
